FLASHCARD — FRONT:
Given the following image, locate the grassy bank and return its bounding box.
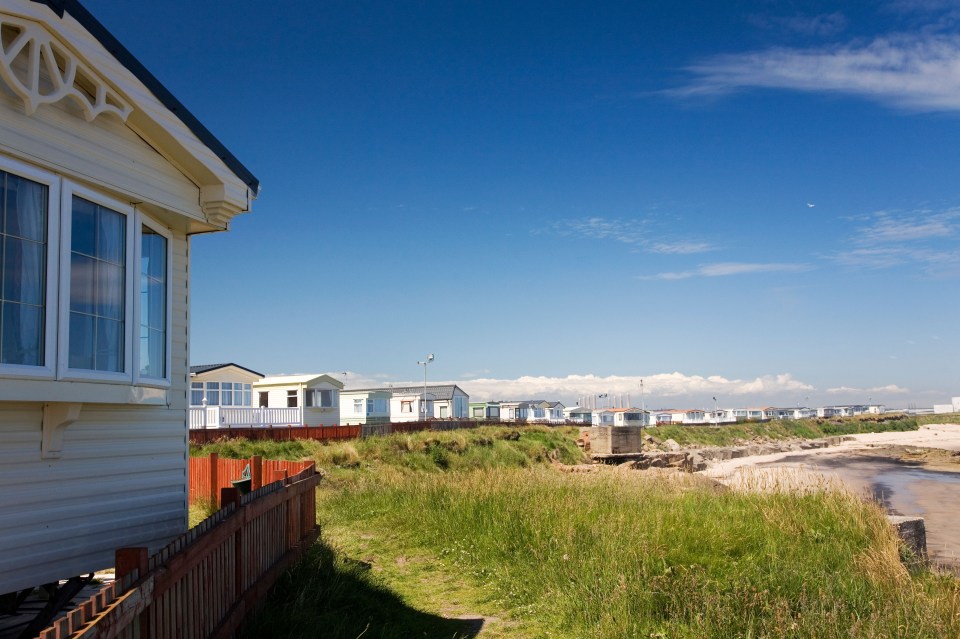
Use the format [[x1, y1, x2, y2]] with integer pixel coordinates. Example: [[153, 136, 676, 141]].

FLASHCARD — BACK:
[[190, 416, 925, 469], [248, 468, 960, 638], [228, 421, 960, 638]]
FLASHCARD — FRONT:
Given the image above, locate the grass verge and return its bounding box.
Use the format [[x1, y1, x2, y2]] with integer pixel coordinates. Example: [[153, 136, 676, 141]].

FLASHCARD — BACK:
[[232, 421, 960, 638]]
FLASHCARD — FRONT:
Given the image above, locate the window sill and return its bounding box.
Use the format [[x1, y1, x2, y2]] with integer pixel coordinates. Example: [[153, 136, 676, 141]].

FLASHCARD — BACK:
[[0, 378, 169, 405]]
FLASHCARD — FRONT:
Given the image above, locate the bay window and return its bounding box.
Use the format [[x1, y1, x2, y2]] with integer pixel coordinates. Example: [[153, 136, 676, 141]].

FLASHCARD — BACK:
[[0, 155, 173, 387]]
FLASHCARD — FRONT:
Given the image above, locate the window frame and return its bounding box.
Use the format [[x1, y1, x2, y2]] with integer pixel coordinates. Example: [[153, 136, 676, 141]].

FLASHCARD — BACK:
[[134, 214, 172, 387], [0, 155, 174, 390], [57, 181, 135, 383], [0, 156, 60, 379]]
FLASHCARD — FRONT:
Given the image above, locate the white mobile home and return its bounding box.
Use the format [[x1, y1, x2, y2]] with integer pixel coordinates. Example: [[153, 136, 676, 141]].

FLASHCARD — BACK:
[[389, 384, 470, 421], [252, 374, 344, 427], [340, 388, 392, 425], [188, 362, 263, 428], [0, 1, 257, 596]]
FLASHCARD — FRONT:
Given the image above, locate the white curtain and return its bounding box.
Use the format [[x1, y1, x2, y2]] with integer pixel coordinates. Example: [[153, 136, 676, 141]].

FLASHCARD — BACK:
[[2, 174, 46, 366]]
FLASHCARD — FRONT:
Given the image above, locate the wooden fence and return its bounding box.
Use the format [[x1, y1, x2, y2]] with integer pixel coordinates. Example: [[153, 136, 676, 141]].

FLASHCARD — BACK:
[[188, 420, 487, 445], [39, 465, 320, 639], [188, 454, 315, 506], [189, 424, 360, 444]]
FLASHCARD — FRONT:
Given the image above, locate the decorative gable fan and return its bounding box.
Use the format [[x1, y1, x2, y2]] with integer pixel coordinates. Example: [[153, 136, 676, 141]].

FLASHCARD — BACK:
[[0, 13, 132, 122]]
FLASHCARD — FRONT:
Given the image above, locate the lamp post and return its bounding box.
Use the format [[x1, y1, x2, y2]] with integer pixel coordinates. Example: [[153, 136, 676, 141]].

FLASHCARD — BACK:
[[418, 354, 434, 420], [713, 396, 719, 426]]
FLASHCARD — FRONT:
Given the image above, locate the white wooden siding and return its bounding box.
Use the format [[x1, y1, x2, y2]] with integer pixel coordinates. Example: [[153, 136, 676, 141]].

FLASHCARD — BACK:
[[0, 403, 187, 594], [0, 78, 203, 221], [0, 228, 190, 593]]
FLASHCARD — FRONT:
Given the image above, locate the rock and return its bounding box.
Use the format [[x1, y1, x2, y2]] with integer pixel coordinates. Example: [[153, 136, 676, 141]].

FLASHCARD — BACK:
[[662, 439, 681, 452]]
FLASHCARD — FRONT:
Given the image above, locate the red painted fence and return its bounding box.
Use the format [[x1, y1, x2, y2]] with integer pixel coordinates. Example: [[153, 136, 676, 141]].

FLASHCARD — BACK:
[[189, 424, 360, 444], [188, 454, 316, 506]]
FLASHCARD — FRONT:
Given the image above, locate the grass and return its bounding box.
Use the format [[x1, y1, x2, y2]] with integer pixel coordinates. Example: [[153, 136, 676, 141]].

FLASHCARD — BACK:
[[232, 420, 960, 639]]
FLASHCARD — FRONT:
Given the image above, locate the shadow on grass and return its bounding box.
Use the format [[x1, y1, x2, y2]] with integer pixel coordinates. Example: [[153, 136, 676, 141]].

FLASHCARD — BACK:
[[243, 541, 484, 639]]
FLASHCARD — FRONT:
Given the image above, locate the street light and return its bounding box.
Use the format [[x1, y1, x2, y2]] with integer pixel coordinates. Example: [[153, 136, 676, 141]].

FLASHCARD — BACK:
[[418, 354, 434, 420], [713, 396, 719, 426]]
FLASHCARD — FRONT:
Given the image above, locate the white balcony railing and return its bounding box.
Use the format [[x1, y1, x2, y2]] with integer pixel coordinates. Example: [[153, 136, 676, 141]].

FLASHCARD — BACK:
[[189, 405, 304, 429]]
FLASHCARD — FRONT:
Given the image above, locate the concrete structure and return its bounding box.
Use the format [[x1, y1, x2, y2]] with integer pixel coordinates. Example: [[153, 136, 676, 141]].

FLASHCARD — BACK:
[[933, 397, 960, 414], [0, 0, 257, 595], [585, 426, 644, 455]]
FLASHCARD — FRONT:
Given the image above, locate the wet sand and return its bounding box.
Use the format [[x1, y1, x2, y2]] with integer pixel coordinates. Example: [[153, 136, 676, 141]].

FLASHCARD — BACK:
[[703, 423, 960, 568]]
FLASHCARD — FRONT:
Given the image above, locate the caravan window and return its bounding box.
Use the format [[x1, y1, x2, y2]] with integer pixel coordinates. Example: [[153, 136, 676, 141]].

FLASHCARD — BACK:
[[0, 156, 173, 386]]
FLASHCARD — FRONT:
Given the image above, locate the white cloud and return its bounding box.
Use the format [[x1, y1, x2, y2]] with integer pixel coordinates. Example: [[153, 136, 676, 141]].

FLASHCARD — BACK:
[[438, 372, 814, 407], [826, 384, 910, 394], [555, 217, 649, 245], [829, 208, 960, 275], [671, 33, 960, 112], [649, 241, 716, 255], [550, 217, 715, 255], [639, 261, 813, 280]]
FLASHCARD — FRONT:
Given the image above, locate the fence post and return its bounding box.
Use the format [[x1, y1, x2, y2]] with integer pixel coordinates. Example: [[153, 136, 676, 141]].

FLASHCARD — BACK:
[[116, 547, 151, 639], [251, 455, 263, 491], [209, 453, 219, 506], [220, 486, 243, 604]]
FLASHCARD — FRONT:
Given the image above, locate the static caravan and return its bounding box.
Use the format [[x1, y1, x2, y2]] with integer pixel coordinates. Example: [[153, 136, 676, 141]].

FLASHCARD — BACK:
[[0, 1, 257, 596], [385, 384, 470, 422], [188, 363, 263, 428], [469, 401, 501, 420], [252, 374, 343, 427], [340, 388, 392, 425], [564, 406, 592, 424]]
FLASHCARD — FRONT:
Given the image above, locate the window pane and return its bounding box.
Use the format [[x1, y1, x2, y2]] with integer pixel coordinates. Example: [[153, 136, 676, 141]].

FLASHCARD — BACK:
[[190, 390, 204, 405], [1, 303, 42, 365], [97, 261, 124, 320], [1, 171, 48, 367], [70, 197, 96, 256], [68, 313, 95, 369], [139, 227, 167, 379], [97, 207, 125, 265], [69, 196, 126, 372], [5, 175, 47, 242], [95, 318, 123, 372], [3, 237, 45, 304]]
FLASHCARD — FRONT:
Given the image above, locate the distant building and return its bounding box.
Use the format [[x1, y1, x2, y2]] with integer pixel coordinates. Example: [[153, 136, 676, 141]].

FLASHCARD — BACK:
[[934, 397, 960, 414], [341, 384, 470, 423]]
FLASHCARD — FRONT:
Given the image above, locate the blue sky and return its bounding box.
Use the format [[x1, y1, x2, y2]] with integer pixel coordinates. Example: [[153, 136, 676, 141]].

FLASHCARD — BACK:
[[84, 0, 960, 409]]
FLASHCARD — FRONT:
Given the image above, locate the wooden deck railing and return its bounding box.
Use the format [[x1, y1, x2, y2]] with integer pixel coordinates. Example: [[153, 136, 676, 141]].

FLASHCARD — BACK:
[[39, 465, 320, 639], [189, 406, 304, 429]]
